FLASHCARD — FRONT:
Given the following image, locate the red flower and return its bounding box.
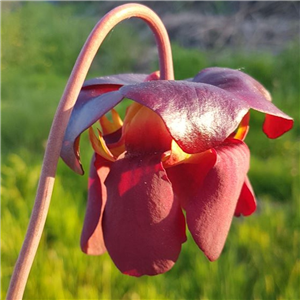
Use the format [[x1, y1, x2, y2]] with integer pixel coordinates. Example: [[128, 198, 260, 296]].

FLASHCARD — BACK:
[[60, 67, 293, 276]]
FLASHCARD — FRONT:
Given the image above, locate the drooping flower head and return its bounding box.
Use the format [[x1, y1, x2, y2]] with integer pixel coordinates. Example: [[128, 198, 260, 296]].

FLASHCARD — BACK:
[[60, 67, 293, 276], [8, 5, 294, 300]]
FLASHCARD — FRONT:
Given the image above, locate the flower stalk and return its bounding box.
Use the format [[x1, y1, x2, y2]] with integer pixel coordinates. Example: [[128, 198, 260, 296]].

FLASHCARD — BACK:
[[6, 4, 173, 299]]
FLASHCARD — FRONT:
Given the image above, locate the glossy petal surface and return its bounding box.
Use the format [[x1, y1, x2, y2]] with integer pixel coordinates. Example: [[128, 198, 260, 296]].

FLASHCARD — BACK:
[[120, 81, 249, 154], [103, 154, 186, 276], [186, 139, 250, 261], [234, 176, 257, 217], [81, 154, 111, 255], [193, 67, 293, 137]]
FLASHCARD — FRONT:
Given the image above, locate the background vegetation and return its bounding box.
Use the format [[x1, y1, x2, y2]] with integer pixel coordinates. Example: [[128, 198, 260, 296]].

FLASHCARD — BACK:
[[1, 2, 299, 300]]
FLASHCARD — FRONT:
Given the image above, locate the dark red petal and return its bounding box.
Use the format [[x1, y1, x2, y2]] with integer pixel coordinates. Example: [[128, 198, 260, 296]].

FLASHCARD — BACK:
[[234, 176, 257, 217], [193, 67, 293, 138], [60, 91, 124, 174], [80, 154, 111, 255], [186, 139, 250, 261], [166, 150, 217, 209], [263, 114, 294, 139], [103, 154, 186, 276], [120, 81, 249, 154]]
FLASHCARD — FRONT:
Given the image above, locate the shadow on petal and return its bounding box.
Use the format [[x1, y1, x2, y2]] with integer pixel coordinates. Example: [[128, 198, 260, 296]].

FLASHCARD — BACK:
[[186, 139, 250, 261], [166, 149, 217, 209], [235, 176, 257, 217], [80, 154, 111, 255], [103, 154, 186, 276]]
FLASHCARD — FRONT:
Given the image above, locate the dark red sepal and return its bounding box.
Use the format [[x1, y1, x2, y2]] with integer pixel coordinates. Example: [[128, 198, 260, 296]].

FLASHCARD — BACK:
[[193, 67, 293, 138], [120, 81, 249, 154]]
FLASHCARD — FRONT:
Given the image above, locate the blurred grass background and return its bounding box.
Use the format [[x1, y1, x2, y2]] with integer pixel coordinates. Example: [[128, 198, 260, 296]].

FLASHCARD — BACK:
[[1, 2, 299, 300]]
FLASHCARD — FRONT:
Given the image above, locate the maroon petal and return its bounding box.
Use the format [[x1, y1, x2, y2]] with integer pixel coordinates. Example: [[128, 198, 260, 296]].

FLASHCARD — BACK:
[[263, 114, 293, 139], [120, 81, 249, 154], [80, 154, 111, 255], [234, 176, 257, 217], [103, 154, 186, 276], [193, 67, 293, 138], [166, 150, 217, 209], [185, 139, 250, 261]]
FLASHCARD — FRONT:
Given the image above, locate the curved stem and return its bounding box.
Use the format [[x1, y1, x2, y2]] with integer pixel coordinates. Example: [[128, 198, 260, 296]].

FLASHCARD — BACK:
[[6, 3, 173, 300]]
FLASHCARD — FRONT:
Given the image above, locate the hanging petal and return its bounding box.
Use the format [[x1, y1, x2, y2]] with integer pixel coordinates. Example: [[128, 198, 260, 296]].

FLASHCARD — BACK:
[[60, 91, 124, 174], [263, 114, 293, 139], [103, 154, 186, 276], [166, 149, 217, 209], [80, 154, 111, 255], [120, 81, 249, 154], [193, 67, 293, 138], [185, 139, 250, 261], [234, 176, 257, 217]]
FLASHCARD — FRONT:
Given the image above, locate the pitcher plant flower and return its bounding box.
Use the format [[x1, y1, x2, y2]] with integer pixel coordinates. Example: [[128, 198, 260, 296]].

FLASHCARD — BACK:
[[60, 67, 293, 276], [7, 3, 293, 299]]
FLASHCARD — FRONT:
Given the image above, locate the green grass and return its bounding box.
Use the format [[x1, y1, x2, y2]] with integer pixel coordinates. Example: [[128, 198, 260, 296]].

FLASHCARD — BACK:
[[1, 2, 299, 300]]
